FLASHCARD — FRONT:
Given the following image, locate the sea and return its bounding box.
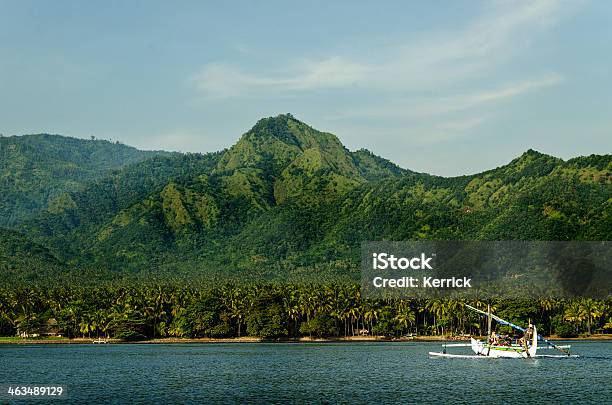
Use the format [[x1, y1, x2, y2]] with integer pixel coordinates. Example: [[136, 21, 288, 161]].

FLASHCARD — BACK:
[[0, 341, 610, 404]]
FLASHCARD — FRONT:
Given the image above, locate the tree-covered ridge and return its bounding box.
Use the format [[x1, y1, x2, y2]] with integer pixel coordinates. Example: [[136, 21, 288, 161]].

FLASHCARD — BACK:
[[0, 133, 172, 226], [21, 152, 223, 261], [326, 149, 611, 244], [350, 148, 407, 181], [1, 115, 610, 279], [0, 228, 65, 283]]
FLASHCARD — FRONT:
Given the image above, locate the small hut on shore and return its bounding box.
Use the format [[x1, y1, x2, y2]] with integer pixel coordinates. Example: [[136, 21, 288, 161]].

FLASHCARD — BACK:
[[17, 318, 63, 338]]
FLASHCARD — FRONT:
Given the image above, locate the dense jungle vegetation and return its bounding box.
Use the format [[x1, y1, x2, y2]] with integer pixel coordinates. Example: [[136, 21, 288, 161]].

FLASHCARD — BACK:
[[0, 114, 610, 338], [2, 285, 610, 339]]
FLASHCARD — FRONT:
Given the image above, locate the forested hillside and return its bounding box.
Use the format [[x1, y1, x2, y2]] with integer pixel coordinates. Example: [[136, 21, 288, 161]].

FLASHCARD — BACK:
[[0, 115, 610, 340], [0, 228, 68, 283], [0, 114, 606, 283], [0, 134, 171, 226]]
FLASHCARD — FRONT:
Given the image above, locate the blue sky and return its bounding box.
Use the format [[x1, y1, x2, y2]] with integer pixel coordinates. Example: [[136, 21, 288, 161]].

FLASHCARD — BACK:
[[1, 0, 610, 175]]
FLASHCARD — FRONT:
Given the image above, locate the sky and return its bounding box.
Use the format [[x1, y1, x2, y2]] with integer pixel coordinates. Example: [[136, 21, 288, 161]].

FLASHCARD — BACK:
[[0, 0, 610, 176]]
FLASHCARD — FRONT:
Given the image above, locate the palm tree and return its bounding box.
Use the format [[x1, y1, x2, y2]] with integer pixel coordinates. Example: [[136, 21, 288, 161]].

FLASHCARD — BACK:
[[363, 303, 379, 336], [564, 301, 586, 333], [539, 298, 556, 335], [168, 308, 187, 337], [579, 299, 602, 335], [230, 293, 248, 337], [425, 299, 448, 335], [393, 308, 415, 336], [91, 310, 108, 338], [79, 316, 93, 338], [348, 305, 361, 336]]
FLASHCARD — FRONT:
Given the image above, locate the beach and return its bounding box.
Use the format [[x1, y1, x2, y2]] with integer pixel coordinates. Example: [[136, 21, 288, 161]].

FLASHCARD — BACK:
[[2, 334, 610, 344]]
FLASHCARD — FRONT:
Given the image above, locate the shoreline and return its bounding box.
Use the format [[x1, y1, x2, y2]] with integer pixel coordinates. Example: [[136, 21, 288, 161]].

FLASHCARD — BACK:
[[1, 334, 611, 345]]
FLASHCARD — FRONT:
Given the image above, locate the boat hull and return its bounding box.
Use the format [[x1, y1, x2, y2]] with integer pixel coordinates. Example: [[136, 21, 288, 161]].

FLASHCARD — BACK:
[[470, 339, 529, 358], [429, 352, 494, 358]]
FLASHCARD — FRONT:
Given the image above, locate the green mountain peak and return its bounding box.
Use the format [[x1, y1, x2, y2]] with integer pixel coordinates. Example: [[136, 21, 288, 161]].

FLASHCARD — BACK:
[[217, 114, 348, 172], [214, 114, 409, 205]]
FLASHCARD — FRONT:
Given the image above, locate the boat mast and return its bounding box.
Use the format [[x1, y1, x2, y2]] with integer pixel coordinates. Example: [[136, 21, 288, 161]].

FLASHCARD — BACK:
[[487, 304, 492, 337]]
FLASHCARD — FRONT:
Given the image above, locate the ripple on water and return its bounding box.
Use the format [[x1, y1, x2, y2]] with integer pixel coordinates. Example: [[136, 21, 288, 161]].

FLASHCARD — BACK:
[[0, 341, 610, 404]]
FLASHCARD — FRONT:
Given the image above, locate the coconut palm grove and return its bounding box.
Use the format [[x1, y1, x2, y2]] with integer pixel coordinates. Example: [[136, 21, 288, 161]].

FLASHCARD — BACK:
[[2, 285, 609, 340]]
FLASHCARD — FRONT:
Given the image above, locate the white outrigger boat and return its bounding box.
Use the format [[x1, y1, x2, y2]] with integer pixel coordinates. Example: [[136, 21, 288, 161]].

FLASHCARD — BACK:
[[469, 328, 536, 358], [429, 304, 573, 359]]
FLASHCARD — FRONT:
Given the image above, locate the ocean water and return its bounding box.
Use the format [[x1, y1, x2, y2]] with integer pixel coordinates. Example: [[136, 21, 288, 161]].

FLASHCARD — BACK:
[[0, 341, 610, 404]]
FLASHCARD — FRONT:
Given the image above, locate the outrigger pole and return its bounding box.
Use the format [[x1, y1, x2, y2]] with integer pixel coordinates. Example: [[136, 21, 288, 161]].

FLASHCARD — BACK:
[[464, 304, 570, 356], [486, 304, 492, 356]]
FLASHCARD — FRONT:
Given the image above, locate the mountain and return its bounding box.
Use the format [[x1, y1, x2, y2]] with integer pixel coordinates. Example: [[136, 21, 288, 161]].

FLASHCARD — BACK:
[[215, 114, 405, 206], [23, 115, 405, 269], [21, 152, 223, 260], [323, 149, 611, 246], [2, 115, 611, 282], [0, 134, 172, 227]]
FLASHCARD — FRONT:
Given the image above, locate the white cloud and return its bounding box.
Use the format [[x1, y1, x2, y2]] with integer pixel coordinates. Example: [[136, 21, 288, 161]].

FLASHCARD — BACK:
[[193, 0, 569, 99], [334, 73, 564, 120], [193, 57, 371, 99]]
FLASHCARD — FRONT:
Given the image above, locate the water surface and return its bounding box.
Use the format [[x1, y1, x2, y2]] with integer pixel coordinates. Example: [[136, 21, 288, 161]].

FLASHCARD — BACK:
[[0, 341, 610, 404]]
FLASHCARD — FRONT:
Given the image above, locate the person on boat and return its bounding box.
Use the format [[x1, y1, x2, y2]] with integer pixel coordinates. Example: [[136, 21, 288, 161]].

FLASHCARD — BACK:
[[518, 324, 533, 349], [525, 324, 533, 340]]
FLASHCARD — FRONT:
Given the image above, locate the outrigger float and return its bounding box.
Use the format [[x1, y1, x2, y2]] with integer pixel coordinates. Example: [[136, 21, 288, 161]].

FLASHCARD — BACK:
[[429, 304, 575, 359]]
